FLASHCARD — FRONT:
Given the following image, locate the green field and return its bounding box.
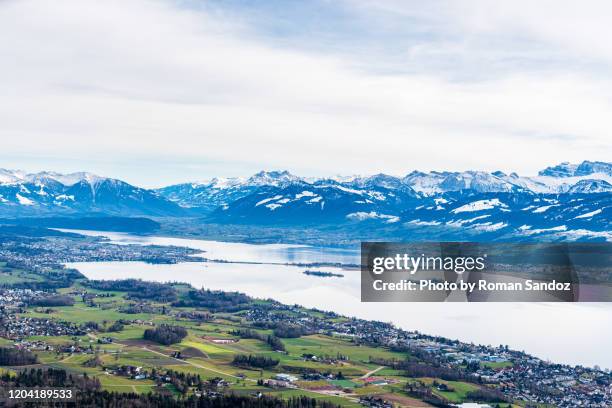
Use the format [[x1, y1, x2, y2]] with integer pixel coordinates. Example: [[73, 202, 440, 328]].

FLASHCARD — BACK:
[[0, 263, 45, 284], [482, 360, 513, 369], [0, 278, 510, 407]]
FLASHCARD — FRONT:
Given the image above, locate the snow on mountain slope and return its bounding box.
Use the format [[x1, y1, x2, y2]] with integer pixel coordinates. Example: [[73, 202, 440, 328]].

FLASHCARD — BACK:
[[31, 171, 105, 187], [540, 160, 612, 177], [0, 169, 105, 187], [567, 179, 612, 193], [403, 162, 612, 195], [0, 169, 27, 184], [158, 161, 612, 210], [346, 211, 400, 223], [439, 171, 520, 193], [538, 162, 580, 177], [154, 161, 611, 240], [246, 170, 301, 186], [451, 198, 508, 213], [156, 171, 306, 211], [399, 192, 610, 241], [402, 171, 448, 194], [500, 173, 612, 194], [0, 161, 609, 241], [401, 170, 527, 195], [209, 181, 419, 225], [0, 169, 184, 216]]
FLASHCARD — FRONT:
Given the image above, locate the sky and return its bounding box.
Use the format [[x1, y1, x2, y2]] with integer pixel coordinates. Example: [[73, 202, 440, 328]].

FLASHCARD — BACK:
[[1, 0, 611, 187]]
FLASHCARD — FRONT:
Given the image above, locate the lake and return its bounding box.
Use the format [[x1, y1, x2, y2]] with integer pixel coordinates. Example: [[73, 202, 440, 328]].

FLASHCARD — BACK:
[[63, 229, 612, 369]]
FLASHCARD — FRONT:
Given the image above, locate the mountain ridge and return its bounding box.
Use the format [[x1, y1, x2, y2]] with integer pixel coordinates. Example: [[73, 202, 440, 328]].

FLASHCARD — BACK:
[[157, 160, 612, 208], [0, 161, 610, 241], [0, 169, 185, 217]]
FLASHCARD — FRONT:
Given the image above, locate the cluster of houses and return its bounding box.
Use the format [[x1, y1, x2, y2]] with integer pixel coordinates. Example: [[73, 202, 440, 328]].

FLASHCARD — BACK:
[[301, 352, 348, 365], [262, 373, 300, 389], [358, 396, 394, 408], [0, 235, 203, 275], [13, 339, 99, 355], [13, 339, 54, 352], [0, 314, 86, 339], [108, 365, 149, 380], [1, 263, 610, 407], [491, 360, 612, 407], [245, 303, 612, 407], [0, 288, 45, 309]]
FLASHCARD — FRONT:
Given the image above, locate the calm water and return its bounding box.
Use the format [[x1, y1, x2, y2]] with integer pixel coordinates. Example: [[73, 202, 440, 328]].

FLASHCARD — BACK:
[[63, 229, 612, 369]]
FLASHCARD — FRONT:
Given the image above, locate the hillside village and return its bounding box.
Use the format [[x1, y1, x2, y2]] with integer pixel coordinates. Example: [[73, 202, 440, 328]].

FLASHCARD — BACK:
[[0, 283, 610, 408]]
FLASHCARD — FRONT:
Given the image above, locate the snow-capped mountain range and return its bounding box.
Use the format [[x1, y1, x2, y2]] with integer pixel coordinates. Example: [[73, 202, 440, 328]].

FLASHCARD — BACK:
[[0, 170, 183, 216], [158, 161, 612, 208], [155, 171, 303, 213], [0, 161, 610, 241]]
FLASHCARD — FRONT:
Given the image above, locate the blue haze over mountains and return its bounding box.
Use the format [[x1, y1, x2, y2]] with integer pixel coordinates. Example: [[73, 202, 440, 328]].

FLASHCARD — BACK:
[[0, 161, 610, 241]]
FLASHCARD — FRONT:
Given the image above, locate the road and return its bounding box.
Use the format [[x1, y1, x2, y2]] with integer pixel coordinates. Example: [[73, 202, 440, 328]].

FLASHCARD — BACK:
[[139, 346, 361, 402], [141, 346, 242, 379], [360, 366, 385, 379], [86, 332, 362, 403]]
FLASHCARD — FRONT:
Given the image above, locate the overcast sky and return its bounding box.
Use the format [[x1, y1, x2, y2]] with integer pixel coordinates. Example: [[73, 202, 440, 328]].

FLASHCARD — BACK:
[[1, 0, 611, 187]]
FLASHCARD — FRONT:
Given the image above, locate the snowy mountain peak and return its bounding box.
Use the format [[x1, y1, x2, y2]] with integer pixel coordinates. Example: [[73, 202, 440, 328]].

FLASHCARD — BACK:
[[0, 163, 610, 241], [402, 170, 519, 195], [539, 160, 612, 177], [352, 174, 407, 191], [162, 162, 612, 202], [0, 169, 26, 184], [196, 177, 246, 190], [439, 171, 518, 193], [0, 169, 108, 187], [567, 179, 612, 193], [247, 170, 302, 186], [402, 171, 447, 194], [31, 171, 106, 186], [539, 162, 578, 177], [575, 161, 612, 176]]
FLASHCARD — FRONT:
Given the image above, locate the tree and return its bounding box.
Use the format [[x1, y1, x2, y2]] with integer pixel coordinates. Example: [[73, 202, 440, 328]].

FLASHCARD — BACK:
[[143, 325, 187, 345]]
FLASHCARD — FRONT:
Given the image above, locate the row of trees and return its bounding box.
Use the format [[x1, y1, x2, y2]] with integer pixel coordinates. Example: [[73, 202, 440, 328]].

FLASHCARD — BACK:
[[0, 368, 339, 407], [72, 393, 341, 408], [150, 368, 206, 394], [0, 347, 38, 366], [172, 289, 252, 312], [405, 379, 508, 407], [369, 355, 473, 383], [85, 279, 178, 302], [465, 388, 508, 404], [272, 323, 310, 339], [231, 328, 286, 352], [143, 325, 188, 345], [107, 320, 125, 332], [232, 354, 279, 369], [404, 380, 455, 408], [403, 361, 469, 381], [251, 320, 313, 339], [30, 294, 75, 307], [0, 367, 100, 389]]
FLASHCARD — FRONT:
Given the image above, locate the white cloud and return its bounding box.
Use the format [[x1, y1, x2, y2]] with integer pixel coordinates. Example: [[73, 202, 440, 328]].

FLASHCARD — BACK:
[[0, 0, 610, 186]]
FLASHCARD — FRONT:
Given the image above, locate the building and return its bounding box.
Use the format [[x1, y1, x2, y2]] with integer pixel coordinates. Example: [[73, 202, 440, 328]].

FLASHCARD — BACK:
[[274, 373, 298, 383]]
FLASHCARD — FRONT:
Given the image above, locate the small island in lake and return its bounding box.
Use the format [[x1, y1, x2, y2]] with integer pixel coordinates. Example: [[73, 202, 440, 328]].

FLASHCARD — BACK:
[[303, 270, 344, 278]]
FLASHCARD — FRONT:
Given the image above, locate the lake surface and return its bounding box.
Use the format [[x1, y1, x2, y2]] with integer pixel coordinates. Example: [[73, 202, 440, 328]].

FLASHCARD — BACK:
[[64, 229, 612, 369]]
